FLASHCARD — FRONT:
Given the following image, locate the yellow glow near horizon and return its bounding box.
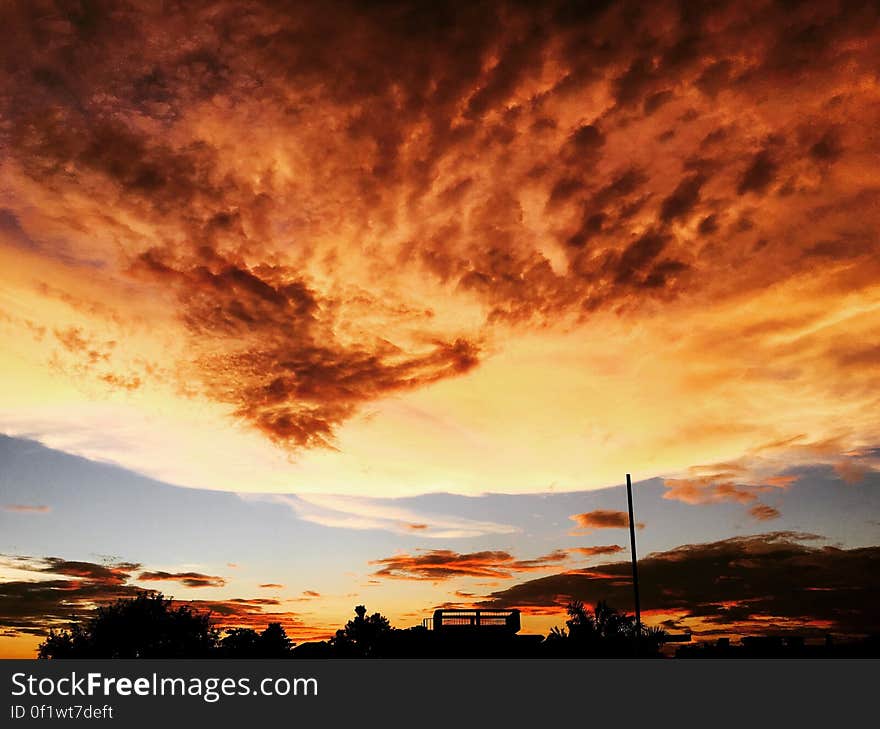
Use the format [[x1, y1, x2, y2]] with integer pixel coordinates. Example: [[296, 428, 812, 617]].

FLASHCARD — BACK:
[[2, 265, 878, 497]]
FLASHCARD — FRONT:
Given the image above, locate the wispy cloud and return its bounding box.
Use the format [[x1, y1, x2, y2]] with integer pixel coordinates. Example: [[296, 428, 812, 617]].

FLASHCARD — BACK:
[[255, 493, 518, 539]]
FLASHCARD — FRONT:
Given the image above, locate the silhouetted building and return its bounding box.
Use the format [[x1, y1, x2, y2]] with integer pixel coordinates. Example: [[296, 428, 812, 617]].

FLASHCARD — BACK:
[[424, 609, 521, 635]]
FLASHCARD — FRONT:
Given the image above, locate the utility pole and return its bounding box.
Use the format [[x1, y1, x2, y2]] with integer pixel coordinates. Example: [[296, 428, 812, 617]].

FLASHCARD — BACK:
[[626, 473, 641, 650]]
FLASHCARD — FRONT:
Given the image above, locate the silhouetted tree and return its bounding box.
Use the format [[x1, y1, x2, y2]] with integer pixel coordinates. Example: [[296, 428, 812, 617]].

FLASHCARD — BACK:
[[219, 627, 261, 657], [593, 599, 633, 640], [546, 600, 667, 657], [639, 624, 669, 655], [565, 599, 596, 641], [258, 622, 294, 657], [330, 605, 392, 656], [39, 593, 218, 658]]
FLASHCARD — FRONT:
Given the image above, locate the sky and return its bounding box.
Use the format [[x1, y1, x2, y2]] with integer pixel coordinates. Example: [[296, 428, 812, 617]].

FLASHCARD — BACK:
[[1, 0, 879, 657]]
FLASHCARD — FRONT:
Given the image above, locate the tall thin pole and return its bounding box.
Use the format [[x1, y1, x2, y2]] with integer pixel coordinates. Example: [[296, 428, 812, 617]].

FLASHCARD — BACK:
[[626, 473, 641, 639]]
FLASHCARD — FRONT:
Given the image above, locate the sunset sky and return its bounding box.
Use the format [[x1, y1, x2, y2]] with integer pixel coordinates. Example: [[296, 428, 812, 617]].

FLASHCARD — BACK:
[[1, 0, 879, 657]]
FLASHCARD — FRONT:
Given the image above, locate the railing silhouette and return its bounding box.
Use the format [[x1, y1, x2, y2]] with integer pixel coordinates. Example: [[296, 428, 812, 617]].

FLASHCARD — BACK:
[[423, 609, 520, 634]]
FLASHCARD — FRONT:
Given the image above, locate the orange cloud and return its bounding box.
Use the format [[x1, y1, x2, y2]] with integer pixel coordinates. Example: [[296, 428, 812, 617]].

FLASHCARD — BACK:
[[0, 0, 878, 500], [2, 504, 50, 514], [568, 545, 626, 557], [664, 477, 764, 505], [749, 504, 781, 521], [834, 460, 872, 484], [371, 549, 570, 581], [569, 511, 643, 531]]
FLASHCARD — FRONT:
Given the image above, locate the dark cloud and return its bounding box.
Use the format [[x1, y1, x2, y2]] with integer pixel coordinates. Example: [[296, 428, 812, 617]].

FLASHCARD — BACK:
[[660, 174, 705, 222], [0, 554, 308, 640], [568, 124, 606, 154], [737, 149, 778, 195], [0, 556, 142, 635], [485, 532, 880, 638], [695, 59, 734, 98], [804, 236, 874, 260], [809, 130, 843, 162], [0, 208, 37, 251], [613, 231, 670, 286], [132, 250, 481, 449], [137, 571, 226, 588], [643, 89, 674, 115], [370, 549, 570, 581], [697, 214, 719, 235], [613, 56, 656, 108], [38, 558, 138, 584]]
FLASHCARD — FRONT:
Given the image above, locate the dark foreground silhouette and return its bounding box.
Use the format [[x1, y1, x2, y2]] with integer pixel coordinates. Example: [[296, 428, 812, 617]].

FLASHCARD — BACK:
[[37, 593, 878, 658], [38, 594, 292, 659]]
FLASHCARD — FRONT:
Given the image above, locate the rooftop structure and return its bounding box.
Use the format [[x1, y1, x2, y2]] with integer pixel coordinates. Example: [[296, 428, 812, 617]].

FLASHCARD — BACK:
[[423, 609, 521, 635]]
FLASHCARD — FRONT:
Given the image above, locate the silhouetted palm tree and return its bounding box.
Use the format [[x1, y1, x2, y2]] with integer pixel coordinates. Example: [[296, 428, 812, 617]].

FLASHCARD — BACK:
[[548, 600, 667, 657]]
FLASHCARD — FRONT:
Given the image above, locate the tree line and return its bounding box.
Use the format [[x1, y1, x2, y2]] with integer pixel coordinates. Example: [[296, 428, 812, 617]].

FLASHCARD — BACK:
[[38, 592, 667, 658]]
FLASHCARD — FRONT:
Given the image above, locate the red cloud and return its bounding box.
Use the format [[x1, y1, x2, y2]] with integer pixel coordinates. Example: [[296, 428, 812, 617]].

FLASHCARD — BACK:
[[371, 549, 570, 581]]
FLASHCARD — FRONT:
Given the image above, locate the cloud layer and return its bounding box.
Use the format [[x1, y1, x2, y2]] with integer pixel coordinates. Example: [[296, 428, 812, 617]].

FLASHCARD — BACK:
[[486, 532, 880, 637], [0, 555, 309, 639], [371, 549, 570, 581], [1, 0, 879, 495]]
